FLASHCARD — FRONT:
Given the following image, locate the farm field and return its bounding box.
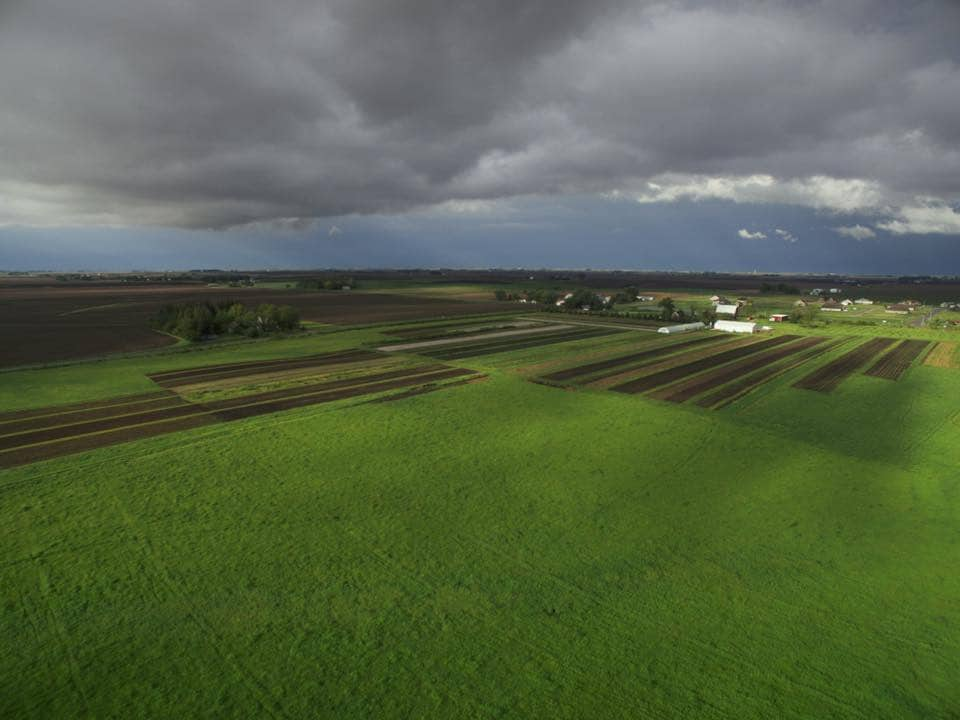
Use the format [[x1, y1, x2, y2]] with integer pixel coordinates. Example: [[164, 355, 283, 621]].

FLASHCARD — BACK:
[[0, 279, 504, 369], [2, 307, 960, 718]]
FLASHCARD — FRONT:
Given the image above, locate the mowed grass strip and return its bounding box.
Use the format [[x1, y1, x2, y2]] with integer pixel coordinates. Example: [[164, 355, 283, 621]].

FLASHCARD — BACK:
[[0, 390, 176, 425], [611, 335, 796, 394], [425, 327, 625, 360], [541, 333, 730, 382], [652, 335, 825, 403], [864, 339, 931, 380], [148, 349, 380, 386], [697, 337, 852, 409], [793, 337, 898, 392]]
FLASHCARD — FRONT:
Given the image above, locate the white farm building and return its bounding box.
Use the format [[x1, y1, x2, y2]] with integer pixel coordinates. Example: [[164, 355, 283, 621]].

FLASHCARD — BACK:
[[714, 320, 758, 334], [714, 303, 740, 317], [658, 322, 706, 334]]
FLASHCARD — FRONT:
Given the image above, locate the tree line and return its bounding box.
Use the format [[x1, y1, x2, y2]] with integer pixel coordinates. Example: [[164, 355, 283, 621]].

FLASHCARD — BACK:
[[153, 301, 301, 341]]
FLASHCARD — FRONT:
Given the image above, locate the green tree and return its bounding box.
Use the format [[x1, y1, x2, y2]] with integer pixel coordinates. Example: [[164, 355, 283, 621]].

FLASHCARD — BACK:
[[657, 296, 676, 321]]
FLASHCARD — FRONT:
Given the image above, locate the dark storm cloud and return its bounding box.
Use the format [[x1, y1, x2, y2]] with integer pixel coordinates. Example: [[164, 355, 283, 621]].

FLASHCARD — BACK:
[[0, 0, 957, 228]]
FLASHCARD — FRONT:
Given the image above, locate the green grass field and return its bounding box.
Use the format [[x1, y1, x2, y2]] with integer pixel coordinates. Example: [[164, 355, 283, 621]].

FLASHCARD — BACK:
[[2, 320, 959, 718]]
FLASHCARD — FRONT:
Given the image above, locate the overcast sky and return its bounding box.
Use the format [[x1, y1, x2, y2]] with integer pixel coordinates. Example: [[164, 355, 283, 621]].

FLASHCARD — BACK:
[[1, 0, 958, 272]]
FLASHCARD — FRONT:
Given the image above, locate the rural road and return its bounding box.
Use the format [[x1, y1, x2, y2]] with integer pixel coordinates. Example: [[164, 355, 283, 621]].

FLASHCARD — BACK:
[[911, 307, 943, 328]]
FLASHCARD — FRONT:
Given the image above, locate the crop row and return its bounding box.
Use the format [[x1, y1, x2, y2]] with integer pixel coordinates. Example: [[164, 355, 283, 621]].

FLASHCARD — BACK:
[[793, 337, 897, 392], [421, 326, 625, 360], [0, 362, 478, 469], [611, 336, 796, 394], [696, 337, 851, 409], [541, 333, 730, 382], [864, 340, 930, 380], [651, 336, 825, 403]]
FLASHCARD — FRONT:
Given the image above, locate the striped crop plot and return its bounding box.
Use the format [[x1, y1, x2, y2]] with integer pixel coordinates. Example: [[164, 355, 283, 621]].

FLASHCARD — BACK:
[[696, 337, 851, 409], [148, 349, 381, 388], [0, 354, 481, 469], [404, 325, 627, 360], [793, 337, 897, 392], [924, 341, 959, 369], [611, 335, 796, 395], [650, 335, 827, 403], [864, 339, 931, 380], [540, 333, 731, 383]]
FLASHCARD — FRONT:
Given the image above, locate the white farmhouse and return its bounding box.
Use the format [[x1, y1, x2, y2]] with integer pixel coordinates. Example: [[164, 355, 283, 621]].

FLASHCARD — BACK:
[[715, 303, 740, 317]]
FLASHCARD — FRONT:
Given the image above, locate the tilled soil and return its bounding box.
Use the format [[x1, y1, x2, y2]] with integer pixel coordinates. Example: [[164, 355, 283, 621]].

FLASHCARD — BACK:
[[793, 337, 897, 392], [652, 336, 821, 403], [864, 340, 930, 380], [611, 335, 796, 394], [696, 337, 850, 409], [542, 334, 730, 382]]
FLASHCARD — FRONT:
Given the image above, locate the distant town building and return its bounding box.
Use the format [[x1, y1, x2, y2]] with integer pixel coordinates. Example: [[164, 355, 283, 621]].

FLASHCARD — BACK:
[[885, 303, 913, 314], [821, 299, 844, 311]]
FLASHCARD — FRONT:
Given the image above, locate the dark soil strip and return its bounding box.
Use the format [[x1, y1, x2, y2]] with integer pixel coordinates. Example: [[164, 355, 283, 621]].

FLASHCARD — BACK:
[[426, 327, 625, 360], [385, 316, 520, 337], [655, 336, 827, 403], [698, 338, 850, 409], [416, 325, 584, 356], [793, 337, 897, 392], [541, 334, 729, 382], [0, 414, 220, 470], [201, 364, 451, 411], [148, 349, 378, 385], [611, 335, 797, 394], [0, 402, 208, 450], [212, 367, 477, 421], [0, 365, 449, 450], [0, 390, 176, 424], [368, 376, 483, 403], [0, 395, 191, 436], [864, 339, 930, 380]]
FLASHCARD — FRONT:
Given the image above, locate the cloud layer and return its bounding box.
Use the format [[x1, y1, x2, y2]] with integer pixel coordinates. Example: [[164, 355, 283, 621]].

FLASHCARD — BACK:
[[0, 0, 958, 231]]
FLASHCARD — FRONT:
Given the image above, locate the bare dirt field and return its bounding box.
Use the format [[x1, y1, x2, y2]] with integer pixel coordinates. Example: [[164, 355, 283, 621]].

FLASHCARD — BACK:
[[0, 281, 502, 368]]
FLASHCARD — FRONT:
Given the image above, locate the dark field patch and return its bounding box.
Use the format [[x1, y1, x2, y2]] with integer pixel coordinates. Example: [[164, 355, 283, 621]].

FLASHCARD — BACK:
[[652, 336, 824, 403], [148, 349, 380, 387], [0, 282, 502, 368], [541, 333, 729, 382], [793, 337, 897, 392], [422, 327, 625, 360], [864, 340, 931, 380], [611, 336, 796, 394], [697, 338, 850, 409]]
